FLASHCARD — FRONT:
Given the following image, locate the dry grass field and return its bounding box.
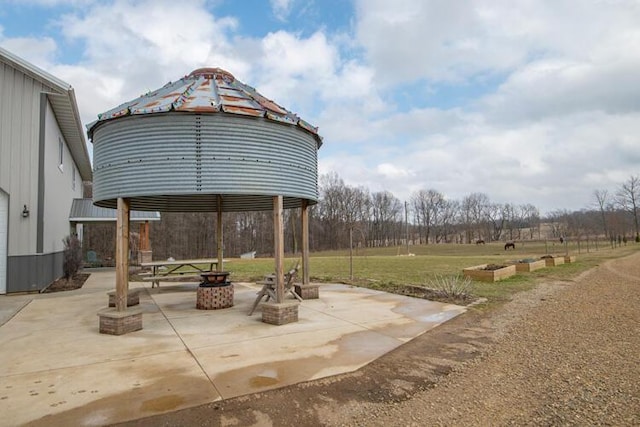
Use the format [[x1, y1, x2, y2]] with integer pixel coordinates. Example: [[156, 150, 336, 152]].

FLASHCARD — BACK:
[[215, 240, 640, 306]]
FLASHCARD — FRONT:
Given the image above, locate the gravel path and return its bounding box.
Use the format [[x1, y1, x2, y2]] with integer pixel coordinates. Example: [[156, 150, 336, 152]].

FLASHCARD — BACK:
[[344, 252, 640, 426]]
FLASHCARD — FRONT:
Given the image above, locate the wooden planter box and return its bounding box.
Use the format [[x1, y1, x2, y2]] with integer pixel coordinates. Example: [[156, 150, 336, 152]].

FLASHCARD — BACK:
[[542, 256, 565, 267], [514, 259, 546, 272], [463, 264, 517, 282], [564, 255, 576, 263]]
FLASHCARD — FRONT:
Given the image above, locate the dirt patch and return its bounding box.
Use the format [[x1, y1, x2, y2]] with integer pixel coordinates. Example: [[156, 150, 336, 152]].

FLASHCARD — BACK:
[[482, 263, 508, 270], [42, 273, 90, 293]]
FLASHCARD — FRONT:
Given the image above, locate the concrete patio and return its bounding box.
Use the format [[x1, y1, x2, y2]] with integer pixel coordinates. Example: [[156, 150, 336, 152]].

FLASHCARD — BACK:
[[0, 270, 465, 426]]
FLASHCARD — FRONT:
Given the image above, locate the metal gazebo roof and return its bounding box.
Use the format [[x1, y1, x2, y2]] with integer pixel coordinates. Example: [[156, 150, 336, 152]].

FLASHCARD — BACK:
[[87, 67, 322, 212], [87, 67, 321, 145]]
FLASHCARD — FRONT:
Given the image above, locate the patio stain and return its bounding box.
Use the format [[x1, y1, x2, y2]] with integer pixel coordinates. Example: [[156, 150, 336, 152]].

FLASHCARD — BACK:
[[249, 375, 279, 387], [140, 394, 186, 412], [212, 328, 402, 398], [22, 374, 218, 427]]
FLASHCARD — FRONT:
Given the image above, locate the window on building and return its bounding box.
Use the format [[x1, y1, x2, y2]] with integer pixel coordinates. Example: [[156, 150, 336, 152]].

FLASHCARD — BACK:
[[58, 137, 64, 172], [72, 165, 76, 190]]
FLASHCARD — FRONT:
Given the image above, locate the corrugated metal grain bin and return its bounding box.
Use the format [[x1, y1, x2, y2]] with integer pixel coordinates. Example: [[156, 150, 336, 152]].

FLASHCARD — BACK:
[[87, 68, 322, 212]]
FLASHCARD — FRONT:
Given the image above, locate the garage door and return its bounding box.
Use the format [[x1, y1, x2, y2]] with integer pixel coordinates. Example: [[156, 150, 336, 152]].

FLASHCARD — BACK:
[[0, 191, 7, 294]]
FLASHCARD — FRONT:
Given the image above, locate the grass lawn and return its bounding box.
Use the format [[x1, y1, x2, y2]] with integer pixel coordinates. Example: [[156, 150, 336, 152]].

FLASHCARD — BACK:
[[152, 240, 640, 308]]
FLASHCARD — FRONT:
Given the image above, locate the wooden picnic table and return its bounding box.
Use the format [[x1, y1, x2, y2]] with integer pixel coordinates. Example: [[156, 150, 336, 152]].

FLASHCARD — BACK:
[[140, 258, 225, 288]]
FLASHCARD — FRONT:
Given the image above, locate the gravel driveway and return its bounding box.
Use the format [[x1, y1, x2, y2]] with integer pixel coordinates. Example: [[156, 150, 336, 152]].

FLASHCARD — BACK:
[[344, 251, 640, 426], [117, 251, 640, 426]]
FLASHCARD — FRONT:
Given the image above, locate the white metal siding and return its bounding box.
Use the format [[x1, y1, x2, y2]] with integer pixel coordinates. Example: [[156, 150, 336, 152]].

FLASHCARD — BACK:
[[0, 61, 49, 255], [0, 189, 7, 294], [43, 102, 83, 252]]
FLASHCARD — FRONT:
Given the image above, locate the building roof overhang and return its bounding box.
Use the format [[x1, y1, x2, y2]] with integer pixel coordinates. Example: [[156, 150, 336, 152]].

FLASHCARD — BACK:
[[69, 198, 160, 222]]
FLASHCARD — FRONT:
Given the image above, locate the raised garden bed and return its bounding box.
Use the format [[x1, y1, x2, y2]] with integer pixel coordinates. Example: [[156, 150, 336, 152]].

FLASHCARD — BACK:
[[463, 264, 516, 282], [512, 259, 546, 272], [541, 255, 565, 266]]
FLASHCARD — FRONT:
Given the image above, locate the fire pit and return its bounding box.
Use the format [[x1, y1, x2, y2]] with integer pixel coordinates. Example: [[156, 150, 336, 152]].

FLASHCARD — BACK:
[[200, 271, 230, 286], [196, 272, 233, 310]]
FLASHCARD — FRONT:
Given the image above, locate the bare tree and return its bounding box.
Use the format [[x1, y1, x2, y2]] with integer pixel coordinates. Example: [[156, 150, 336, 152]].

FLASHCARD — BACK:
[[616, 175, 640, 241], [486, 203, 507, 241], [411, 189, 445, 244], [593, 189, 610, 238], [460, 193, 490, 242], [436, 199, 459, 243], [369, 191, 402, 247], [521, 204, 540, 239], [317, 172, 346, 249], [503, 203, 517, 240]]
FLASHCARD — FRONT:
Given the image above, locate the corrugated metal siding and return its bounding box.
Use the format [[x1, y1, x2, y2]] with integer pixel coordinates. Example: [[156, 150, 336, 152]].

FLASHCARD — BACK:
[[92, 113, 319, 212], [1, 47, 92, 180], [0, 189, 7, 294], [7, 251, 63, 293], [0, 61, 47, 255]]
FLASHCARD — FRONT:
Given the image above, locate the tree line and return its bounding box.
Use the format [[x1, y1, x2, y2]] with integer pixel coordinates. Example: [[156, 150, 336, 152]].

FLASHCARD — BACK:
[[82, 174, 640, 263]]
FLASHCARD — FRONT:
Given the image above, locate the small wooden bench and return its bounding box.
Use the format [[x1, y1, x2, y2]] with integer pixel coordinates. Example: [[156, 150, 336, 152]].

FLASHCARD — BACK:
[[142, 274, 203, 288], [249, 263, 302, 315]]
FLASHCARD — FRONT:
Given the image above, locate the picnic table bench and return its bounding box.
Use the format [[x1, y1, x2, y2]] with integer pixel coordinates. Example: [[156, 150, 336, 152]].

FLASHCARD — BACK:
[[140, 258, 226, 288]]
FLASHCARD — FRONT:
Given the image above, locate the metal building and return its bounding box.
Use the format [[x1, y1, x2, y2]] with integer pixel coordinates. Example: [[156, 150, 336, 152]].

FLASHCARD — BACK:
[[0, 47, 92, 293]]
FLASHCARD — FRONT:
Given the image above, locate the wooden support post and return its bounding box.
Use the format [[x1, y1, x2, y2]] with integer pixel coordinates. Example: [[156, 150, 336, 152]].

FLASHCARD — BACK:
[[115, 197, 130, 312], [217, 195, 223, 271], [139, 220, 150, 251], [274, 195, 284, 303], [301, 199, 310, 285]]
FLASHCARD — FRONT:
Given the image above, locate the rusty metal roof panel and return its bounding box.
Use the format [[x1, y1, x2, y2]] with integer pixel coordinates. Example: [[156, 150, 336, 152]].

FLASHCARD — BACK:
[[87, 67, 321, 146]]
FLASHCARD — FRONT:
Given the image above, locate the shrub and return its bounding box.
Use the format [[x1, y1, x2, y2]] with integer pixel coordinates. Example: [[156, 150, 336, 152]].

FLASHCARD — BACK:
[[63, 234, 83, 280], [427, 274, 473, 300]]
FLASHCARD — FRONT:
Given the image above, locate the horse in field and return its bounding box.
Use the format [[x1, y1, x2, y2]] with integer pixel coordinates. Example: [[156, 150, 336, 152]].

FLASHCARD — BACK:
[[504, 241, 516, 250], [476, 239, 485, 245]]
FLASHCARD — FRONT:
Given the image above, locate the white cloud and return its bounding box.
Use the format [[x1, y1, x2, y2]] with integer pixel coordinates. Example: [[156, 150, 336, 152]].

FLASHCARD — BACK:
[[3, 1, 640, 214], [0, 35, 58, 69], [354, 0, 526, 84], [354, 0, 640, 86], [377, 163, 411, 179], [270, 0, 293, 22], [46, 0, 242, 124]]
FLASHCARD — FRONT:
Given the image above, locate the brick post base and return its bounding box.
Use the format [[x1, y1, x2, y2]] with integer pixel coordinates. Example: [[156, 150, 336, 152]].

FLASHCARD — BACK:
[[261, 301, 299, 325], [107, 289, 141, 307], [138, 250, 153, 265], [98, 308, 143, 335], [196, 284, 234, 310], [294, 284, 319, 299]]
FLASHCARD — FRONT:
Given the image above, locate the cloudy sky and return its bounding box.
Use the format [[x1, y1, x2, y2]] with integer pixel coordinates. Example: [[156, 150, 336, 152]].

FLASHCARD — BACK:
[[1, 0, 639, 214]]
